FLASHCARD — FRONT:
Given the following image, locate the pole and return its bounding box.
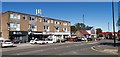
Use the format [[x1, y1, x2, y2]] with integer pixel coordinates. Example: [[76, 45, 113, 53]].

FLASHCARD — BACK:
[[112, 0, 116, 47], [108, 22, 110, 32], [83, 14, 85, 24]]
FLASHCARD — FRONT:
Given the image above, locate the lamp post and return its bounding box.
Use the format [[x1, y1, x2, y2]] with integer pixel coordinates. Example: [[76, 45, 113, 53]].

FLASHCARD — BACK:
[[112, 0, 116, 47]]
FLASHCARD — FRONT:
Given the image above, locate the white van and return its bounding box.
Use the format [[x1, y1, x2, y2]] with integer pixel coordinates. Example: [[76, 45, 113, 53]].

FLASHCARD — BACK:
[[29, 38, 46, 44]]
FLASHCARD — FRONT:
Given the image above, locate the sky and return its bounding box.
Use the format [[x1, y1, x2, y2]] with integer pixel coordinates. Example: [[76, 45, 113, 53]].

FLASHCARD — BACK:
[[2, 2, 118, 32]]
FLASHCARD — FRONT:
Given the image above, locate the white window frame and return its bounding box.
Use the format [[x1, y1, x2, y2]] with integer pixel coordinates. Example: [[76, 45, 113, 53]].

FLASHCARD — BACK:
[[44, 26, 49, 32], [63, 27, 67, 32], [54, 21, 60, 24], [38, 18, 42, 22], [10, 14, 20, 19], [10, 22, 16, 28], [44, 19, 49, 23], [55, 27, 59, 32], [22, 15, 27, 20], [29, 16, 37, 21], [51, 20, 53, 23], [16, 23, 20, 31]]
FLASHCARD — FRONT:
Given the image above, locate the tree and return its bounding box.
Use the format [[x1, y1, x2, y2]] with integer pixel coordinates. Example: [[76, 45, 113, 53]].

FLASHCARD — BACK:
[[74, 23, 85, 30], [96, 28, 102, 38], [118, 30, 120, 38], [116, 18, 120, 26], [118, 30, 120, 32], [96, 28, 102, 34], [71, 26, 77, 34]]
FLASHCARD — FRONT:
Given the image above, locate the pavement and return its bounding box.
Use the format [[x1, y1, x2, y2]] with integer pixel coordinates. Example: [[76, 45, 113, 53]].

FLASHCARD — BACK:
[[91, 40, 118, 55]]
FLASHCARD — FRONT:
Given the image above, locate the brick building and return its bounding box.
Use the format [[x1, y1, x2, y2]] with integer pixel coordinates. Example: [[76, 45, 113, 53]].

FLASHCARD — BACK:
[[0, 11, 71, 42]]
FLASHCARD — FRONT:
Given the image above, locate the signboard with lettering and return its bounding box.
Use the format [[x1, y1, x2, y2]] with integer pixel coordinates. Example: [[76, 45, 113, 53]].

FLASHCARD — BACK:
[[9, 31, 28, 35]]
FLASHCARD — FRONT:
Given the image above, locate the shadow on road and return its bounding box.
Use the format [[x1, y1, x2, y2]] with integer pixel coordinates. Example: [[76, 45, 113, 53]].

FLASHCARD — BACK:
[[2, 46, 17, 48], [99, 42, 120, 47]]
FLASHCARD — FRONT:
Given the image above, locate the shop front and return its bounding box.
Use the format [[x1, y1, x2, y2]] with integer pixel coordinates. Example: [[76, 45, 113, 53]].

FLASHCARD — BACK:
[[9, 31, 28, 43], [28, 31, 44, 41]]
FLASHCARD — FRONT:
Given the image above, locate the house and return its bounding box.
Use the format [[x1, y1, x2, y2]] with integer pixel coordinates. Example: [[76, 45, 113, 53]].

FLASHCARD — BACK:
[[75, 30, 90, 38], [83, 26, 96, 38]]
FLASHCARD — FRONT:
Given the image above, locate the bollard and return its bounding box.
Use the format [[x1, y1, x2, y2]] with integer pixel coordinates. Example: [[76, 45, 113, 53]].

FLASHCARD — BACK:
[[86, 40, 88, 43]]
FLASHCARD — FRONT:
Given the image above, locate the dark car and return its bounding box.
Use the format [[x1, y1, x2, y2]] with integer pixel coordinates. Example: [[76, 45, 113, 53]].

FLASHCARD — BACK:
[[87, 38, 92, 41]]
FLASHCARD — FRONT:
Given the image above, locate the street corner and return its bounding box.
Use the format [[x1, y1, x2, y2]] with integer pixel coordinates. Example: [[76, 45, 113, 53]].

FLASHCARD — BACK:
[[91, 45, 118, 55]]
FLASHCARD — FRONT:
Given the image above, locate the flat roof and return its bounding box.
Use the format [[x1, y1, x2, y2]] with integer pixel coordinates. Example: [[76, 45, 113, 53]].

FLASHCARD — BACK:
[[3, 11, 70, 23]]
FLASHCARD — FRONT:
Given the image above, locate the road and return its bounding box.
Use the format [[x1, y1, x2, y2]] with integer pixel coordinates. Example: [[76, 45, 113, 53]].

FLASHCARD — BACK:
[[1, 40, 115, 55]]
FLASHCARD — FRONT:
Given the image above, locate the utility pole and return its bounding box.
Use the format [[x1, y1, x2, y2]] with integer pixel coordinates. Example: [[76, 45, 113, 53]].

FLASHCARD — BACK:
[[112, 0, 116, 47], [83, 14, 85, 24], [108, 22, 110, 32], [82, 14, 85, 30]]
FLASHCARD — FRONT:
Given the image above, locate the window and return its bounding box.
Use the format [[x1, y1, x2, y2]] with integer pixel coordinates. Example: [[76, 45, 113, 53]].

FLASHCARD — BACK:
[[44, 26, 49, 29], [51, 20, 53, 23], [38, 18, 42, 22], [44, 26, 49, 32], [29, 16, 37, 21], [29, 24, 37, 31], [16, 24, 20, 31], [9, 22, 20, 31], [44, 19, 49, 23], [63, 28, 67, 32], [63, 22, 67, 25], [54, 21, 59, 24], [55, 27, 59, 32], [23, 15, 27, 20], [60, 22, 62, 24], [10, 22, 16, 28], [10, 14, 20, 19]]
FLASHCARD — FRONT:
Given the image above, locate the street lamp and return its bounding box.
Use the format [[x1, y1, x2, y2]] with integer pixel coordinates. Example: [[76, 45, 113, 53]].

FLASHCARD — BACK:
[[112, 0, 116, 47]]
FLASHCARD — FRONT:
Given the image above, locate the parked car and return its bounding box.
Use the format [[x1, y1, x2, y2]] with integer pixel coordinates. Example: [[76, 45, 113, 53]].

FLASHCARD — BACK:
[[81, 37, 87, 41], [29, 38, 46, 44], [0, 39, 14, 48], [87, 38, 92, 41], [44, 40, 54, 44]]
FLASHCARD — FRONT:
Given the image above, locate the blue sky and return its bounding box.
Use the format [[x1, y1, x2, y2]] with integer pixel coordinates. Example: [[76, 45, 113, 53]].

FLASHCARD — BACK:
[[2, 2, 118, 32]]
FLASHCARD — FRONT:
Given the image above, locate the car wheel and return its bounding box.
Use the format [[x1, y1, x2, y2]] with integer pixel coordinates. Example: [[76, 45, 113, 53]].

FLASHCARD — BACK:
[[34, 42, 37, 44]]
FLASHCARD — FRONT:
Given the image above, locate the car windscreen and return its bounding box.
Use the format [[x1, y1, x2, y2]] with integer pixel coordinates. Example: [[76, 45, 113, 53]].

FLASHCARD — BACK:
[[5, 40, 11, 42]]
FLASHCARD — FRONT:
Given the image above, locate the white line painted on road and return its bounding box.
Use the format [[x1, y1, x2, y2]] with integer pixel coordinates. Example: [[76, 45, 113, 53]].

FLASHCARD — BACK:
[[91, 46, 118, 55]]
